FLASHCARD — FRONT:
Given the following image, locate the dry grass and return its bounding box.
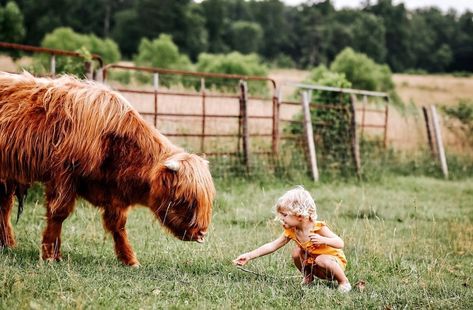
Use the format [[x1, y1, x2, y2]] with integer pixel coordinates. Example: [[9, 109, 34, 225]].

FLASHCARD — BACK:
[[0, 57, 471, 154]]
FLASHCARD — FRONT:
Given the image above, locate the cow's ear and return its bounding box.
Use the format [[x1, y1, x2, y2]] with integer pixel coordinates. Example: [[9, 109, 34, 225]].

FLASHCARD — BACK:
[[164, 160, 180, 172]]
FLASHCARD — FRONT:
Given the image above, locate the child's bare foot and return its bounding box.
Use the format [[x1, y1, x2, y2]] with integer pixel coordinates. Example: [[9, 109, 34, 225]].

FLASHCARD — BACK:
[[301, 274, 314, 285], [337, 282, 352, 293]]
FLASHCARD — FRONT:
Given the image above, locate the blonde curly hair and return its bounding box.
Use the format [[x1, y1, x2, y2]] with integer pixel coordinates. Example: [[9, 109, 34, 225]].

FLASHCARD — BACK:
[[275, 186, 317, 221]]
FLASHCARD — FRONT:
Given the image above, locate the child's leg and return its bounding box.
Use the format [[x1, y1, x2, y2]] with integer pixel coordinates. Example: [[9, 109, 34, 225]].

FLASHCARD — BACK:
[[313, 255, 349, 285], [291, 247, 315, 284]]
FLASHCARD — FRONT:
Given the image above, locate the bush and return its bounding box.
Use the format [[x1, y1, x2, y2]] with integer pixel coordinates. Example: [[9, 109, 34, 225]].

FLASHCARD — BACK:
[[196, 52, 268, 95], [37, 27, 120, 76], [443, 99, 473, 147], [271, 54, 296, 69], [330, 47, 394, 92], [287, 65, 355, 177], [0, 1, 25, 43], [133, 34, 192, 86]]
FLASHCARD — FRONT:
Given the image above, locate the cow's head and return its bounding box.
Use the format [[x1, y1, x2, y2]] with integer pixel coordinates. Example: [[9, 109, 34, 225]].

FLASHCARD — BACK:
[[150, 153, 215, 243]]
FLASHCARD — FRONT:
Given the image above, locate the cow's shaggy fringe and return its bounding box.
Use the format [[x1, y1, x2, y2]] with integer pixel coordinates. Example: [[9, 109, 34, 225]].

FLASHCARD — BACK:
[[0, 72, 215, 266]]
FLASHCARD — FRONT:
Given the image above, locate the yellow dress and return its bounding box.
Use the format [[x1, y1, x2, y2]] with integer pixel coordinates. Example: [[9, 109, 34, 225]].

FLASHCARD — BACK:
[[283, 221, 347, 269]]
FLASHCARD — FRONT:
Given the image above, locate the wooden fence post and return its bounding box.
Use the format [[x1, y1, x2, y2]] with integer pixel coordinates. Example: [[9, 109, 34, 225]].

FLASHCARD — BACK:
[[422, 106, 435, 156], [301, 91, 319, 181], [239, 81, 250, 173], [350, 94, 361, 178], [430, 105, 449, 179]]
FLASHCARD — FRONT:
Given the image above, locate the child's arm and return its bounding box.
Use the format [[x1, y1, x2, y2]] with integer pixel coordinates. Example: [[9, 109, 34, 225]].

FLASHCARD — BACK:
[[233, 234, 290, 266], [309, 226, 344, 249]]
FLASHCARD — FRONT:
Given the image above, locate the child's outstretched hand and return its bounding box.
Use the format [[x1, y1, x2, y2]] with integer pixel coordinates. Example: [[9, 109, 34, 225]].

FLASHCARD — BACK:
[[233, 253, 251, 266]]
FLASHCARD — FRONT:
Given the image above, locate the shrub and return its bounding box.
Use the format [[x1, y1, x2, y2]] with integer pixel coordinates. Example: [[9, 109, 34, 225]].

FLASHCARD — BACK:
[[271, 54, 296, 69], [36, 27, 120, 76], [443, 99, 473, 147], [330, 47, 394, 92], [133, 34, 192, 86], [196, 52, 268, 95], [287, 65, 355, 177], [0, 1, 25, 43]]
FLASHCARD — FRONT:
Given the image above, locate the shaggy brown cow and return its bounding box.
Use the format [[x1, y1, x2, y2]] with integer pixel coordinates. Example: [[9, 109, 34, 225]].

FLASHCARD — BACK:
[[0, 72, 215, 266]]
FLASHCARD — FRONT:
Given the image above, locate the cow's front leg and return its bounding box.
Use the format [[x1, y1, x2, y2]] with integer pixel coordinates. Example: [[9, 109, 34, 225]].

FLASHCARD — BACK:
[[0, 182, 15, 248], [41, 185, 76, 261], [102, 206, 139, 267]]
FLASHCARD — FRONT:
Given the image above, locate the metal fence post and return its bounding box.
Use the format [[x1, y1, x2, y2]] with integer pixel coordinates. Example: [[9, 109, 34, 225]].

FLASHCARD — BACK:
[[200, 78, 206, 154], [153, 73, 159, 127], [50, 55, 56, 77], [239, 80, 250, 173]]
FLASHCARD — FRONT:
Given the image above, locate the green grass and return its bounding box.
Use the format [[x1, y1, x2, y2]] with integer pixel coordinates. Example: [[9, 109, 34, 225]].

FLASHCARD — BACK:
[[1, 176, 472, 309]]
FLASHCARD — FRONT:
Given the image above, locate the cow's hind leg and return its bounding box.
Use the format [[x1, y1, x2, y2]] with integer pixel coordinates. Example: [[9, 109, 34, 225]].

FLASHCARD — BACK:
[[0, 182, 15, 248], [102, 207, 139, 267], [41, 185, 76, 261]]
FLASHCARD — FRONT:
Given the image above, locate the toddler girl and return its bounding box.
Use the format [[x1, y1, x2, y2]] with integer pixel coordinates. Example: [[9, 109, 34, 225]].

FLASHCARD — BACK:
[[233, 186, 351, 293]]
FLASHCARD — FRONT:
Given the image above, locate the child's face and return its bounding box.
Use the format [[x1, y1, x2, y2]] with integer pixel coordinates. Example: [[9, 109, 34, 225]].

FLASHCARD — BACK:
[[278, 211, 303, 229]]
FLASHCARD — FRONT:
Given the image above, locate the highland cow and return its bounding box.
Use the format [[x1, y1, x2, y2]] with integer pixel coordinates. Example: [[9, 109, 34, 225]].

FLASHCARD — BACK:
[[0, 72, 215, 266]]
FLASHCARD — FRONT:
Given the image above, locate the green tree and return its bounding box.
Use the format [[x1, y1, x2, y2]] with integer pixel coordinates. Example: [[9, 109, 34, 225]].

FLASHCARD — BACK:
[[196, 52, 268, 94], [41, 27, 120, 64], [134, 34, 191, 70], [250, 0, 291, 60], [330, 47, 394, 92], [366, 0, 414, 71], [201, 0, 231, 53], [451, 11, 473, 71], [36, 27, 120, 76], [351, 12, 386, 63], [0, 1, 25, 43], [228, 21, 262, 54]]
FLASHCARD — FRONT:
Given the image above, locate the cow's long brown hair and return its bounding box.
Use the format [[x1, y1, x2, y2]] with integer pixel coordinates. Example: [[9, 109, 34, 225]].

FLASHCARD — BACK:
[[0, 72, 214, 265]]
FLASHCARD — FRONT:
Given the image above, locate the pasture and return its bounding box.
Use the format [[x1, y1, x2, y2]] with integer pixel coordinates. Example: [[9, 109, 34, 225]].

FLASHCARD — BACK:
[[1, 175, 472, 309]]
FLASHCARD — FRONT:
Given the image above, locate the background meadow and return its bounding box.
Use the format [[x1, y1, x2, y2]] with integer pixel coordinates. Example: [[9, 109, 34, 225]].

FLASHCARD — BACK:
[[1, 175, 471, 309]]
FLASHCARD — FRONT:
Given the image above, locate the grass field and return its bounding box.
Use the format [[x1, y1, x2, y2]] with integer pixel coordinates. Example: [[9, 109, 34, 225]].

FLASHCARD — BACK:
[[1, 175, 472, 309]]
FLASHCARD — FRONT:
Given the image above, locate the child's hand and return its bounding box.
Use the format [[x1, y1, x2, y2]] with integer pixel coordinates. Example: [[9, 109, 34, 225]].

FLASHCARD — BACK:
[[309, 233, 326, 246], [233, 253, 251, 266]]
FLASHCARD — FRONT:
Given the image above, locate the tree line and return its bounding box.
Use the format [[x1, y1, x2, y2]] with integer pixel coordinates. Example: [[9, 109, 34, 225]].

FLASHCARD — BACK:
[[1, 0, 472, 73]]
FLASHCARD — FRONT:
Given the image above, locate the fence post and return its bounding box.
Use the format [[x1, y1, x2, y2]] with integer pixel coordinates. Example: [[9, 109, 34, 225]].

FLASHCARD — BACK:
[[350, 94, 361, 178], [272, 87, 281, 156], [239, 80, 250, 173], [422, 106, 435, 156], [430, 105, 449, 179], [301, 91, 319, 181], [50, 55, 56, 77], [84, 61, 93, 80], [383, 103, 389, 149], [200, 78, 206, 154], [361, 95, 366, 139], [153, 73, 159, 127]]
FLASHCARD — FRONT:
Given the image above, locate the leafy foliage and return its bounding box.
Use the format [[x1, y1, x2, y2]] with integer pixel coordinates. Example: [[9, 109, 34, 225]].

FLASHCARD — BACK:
[[196, 52, 268, 94], [443, 99, 473, 147], [0, 1, 25, 43], [134, 34, 192, 70], [35, 27, 120, 76], [228, 21, 262, 54], [287, 65, 355, 177], [132, 34, 192, 86], [330, 47, 394, 92]]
